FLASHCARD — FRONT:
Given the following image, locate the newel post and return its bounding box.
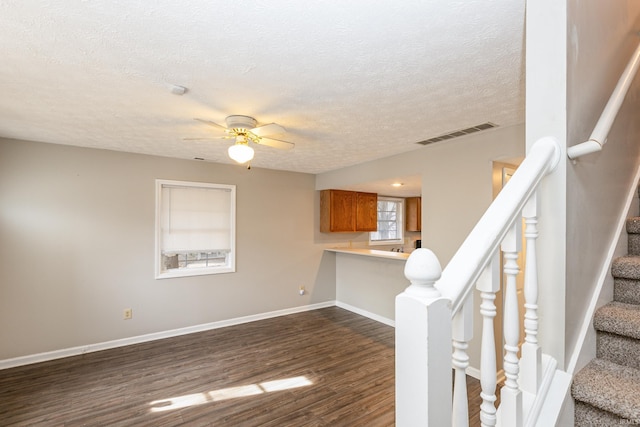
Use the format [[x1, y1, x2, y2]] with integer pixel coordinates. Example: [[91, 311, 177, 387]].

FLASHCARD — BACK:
[[396, 248, 452, 427]]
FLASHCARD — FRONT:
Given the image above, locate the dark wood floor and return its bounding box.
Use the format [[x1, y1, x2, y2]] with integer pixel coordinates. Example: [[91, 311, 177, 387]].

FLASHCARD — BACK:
[[0, 307, 486, 426]]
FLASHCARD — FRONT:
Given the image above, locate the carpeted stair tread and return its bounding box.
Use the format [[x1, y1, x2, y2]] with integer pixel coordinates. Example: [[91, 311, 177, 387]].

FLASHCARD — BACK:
[[574, 401, 625, 426], [626, 217, 640, 234], [611, 255, 640, 280], [594, 301, 640, 339], [572, 358, 640, 421]]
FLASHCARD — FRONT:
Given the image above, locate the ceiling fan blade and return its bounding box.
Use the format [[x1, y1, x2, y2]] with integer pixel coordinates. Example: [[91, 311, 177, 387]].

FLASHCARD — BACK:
[[183, 136, 233, 141], [256, 136, 295, 150], [194, 118, 228, 133], [251, 123, 286, 137]]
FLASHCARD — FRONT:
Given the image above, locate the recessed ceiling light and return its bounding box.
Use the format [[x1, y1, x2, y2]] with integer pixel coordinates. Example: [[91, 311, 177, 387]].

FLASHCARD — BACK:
[[392, 183, 403, 187]]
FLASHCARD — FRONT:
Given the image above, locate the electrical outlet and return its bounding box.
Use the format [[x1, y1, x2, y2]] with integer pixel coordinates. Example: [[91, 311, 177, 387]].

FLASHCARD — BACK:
[[123, 308, 133, 320]]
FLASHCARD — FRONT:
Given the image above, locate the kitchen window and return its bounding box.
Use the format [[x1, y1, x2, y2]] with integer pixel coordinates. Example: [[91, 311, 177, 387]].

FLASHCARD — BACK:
[[369, 197, 404, 245], [155, 179, 236, 279]]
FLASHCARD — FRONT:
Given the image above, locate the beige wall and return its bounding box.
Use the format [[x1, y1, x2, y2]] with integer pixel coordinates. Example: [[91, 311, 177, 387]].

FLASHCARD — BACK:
[[564, 1, 640, 368], [0, 138, 335, 360]]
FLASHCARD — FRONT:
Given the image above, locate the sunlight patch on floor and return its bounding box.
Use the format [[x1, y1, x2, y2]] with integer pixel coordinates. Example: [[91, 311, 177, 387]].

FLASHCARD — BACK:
[[149, 376, 313, 412]]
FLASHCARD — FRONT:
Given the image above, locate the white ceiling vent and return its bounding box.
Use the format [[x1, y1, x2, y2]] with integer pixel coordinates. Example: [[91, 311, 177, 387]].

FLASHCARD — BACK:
[[416, 122, 498, 146]]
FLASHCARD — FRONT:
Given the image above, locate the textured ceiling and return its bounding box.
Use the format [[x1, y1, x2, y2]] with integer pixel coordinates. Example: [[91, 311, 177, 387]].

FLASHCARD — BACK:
[[0, 1, 525, 175]]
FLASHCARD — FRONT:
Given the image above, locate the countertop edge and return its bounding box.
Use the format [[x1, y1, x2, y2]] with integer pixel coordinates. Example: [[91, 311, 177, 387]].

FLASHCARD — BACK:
[[325, 248, 410, 261]]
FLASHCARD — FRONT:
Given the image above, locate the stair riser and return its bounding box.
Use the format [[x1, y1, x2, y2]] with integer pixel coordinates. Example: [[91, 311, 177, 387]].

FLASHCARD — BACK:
[[629, 234, 640, 256], [614, 278, 640, 305], [597, 332, 640, 370], [626, 217, 640, 234]]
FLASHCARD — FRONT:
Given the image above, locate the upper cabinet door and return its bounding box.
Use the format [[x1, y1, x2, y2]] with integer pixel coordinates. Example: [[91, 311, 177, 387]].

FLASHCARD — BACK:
[[356, 192, 378, 232], [405, 197, 421, 231], [321, 189, 355, 232]]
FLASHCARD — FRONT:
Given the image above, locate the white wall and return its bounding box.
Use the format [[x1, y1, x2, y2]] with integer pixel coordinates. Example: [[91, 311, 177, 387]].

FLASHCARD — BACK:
[[0, 138, 335, 361], [525, 0, 569, 368], [564, 1, 640, 369]]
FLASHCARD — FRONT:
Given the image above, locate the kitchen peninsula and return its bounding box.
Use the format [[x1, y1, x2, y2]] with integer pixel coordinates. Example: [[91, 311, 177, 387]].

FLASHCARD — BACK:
[[325, 247, 410, 325]]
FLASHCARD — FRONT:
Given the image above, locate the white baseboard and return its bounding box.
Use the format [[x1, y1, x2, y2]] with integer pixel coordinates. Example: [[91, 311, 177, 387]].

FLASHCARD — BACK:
[[335, 301, 395, 327], [466, 366, 481, 380], [464, 367, 506, 383], [0, 301, 336, 370]]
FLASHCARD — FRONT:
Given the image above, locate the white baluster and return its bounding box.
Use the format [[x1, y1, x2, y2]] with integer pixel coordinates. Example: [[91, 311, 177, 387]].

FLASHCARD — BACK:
[[501, 221, 523, 426], [521, 195, 542, 394], [476, 251, 500, 427], [452, 294, 473, 427]]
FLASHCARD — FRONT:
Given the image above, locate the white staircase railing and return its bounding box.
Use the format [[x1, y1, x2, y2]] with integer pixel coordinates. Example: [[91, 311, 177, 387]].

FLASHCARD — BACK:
[[567, 36, 640, 160], [396, 136, 561, 426]]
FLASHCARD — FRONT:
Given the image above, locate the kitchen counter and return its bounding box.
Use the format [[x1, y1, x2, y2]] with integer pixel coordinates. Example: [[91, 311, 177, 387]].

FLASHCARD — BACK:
[[325, 247, 410, 324], [325, 247, 410, 261]]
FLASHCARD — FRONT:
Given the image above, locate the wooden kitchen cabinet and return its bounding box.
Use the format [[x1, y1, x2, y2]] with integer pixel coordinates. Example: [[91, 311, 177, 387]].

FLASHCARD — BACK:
[[405, 197, 421, 231], [355, 191, 378, 232], [320, 189, 378, 232]]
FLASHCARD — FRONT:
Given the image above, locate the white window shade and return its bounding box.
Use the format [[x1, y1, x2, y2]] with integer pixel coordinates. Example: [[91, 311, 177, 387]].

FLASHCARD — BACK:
[[161, 186, 231, 253], [155, 179, 236, 279]]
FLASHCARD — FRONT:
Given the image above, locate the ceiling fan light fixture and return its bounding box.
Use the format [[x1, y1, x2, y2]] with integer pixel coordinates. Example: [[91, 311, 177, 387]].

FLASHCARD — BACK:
[[192, 115, 294, 164], [228, 140, 254, 164]]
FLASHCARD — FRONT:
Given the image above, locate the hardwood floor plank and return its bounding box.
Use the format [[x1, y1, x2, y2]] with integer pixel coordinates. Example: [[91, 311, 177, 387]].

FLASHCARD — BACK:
[[0, 307, 490, 426]]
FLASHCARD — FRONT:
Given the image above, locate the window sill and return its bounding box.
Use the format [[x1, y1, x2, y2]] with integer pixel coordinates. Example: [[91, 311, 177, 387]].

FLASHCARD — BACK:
[[156, 266, 235, 279], [368, 239, 404, 246]]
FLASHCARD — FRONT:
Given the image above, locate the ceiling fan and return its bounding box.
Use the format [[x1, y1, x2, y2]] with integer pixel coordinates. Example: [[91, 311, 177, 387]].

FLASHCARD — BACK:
[[187, 115, 294, 165]]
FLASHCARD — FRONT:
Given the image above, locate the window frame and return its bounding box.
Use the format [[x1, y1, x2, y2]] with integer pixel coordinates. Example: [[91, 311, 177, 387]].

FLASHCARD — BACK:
[[155, 179, 236, 279], [369, 196, 404, 246]]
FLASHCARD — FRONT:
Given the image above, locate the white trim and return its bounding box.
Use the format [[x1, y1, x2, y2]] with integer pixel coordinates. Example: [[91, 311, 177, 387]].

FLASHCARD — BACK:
[[0, 301, 335, 370], [466, 366, 481, 380], [523, 354, 558, 426], [533, 364, 572, 427], [566, 165, 640, 374], [335, 301, 395, 327], [464, 366, 505, 384]]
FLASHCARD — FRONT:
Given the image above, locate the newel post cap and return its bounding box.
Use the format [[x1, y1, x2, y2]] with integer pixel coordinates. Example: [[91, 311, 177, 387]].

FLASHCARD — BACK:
[[404, 248, 442, 298]]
